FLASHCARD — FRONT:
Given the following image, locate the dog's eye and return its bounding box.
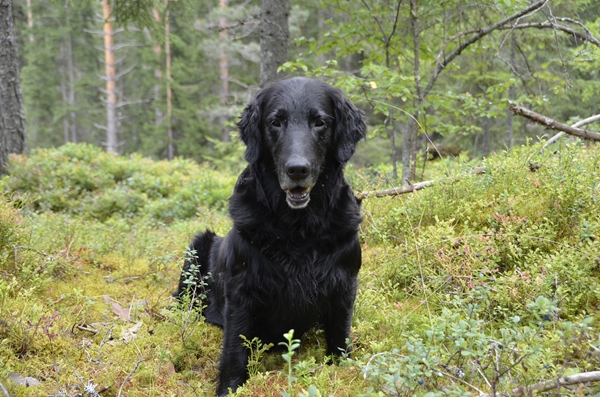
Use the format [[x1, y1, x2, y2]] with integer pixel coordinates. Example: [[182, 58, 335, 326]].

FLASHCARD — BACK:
[[271, 120, 282, 127], [314, 119, 325, 127]]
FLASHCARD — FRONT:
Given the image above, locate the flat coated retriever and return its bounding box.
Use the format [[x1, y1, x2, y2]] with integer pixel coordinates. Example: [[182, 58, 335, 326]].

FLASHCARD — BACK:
[[174, 77, 366, 396]]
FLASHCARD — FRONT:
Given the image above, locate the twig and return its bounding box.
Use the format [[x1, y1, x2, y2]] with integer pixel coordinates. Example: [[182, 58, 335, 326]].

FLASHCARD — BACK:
[[357, 167, 486, 199], [117, 359, 145, 397], [509, 105, 600, 142], [0, 382, 9, 397], [72, 323, 99, 335], [498, 21, 600, 48], [478, 370, 600, 397], [438, 369, 485, 395]]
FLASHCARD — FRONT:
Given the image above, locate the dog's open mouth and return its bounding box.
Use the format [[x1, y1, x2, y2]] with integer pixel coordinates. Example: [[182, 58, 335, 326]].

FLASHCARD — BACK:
[[286, 186, 311, 209]]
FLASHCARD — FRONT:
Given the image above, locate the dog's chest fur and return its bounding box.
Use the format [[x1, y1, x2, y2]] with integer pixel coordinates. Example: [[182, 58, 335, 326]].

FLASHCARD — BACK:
[[221, 165, 361, 312]]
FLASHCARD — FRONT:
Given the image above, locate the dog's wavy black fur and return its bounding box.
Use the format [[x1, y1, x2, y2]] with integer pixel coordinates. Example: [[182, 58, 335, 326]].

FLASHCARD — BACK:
[[174, 77, 366, 396]]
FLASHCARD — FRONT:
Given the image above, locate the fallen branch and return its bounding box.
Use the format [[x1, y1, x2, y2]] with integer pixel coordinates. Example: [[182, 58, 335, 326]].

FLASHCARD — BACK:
[[117, 359, 145, 397], [544, 113, 600, 147], [357, 167, 486, 199], [0, 382, 9, 397], [506, 370, 600, 397], [509, 104, 600, 142]]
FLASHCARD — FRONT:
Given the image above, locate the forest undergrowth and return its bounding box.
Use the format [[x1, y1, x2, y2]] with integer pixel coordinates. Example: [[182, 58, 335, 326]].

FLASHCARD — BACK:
[[1, 142, 599, 396]]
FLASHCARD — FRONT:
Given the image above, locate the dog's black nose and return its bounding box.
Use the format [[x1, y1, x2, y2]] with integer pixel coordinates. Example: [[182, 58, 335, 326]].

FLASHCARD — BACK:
[[286, 158, 310, 180]]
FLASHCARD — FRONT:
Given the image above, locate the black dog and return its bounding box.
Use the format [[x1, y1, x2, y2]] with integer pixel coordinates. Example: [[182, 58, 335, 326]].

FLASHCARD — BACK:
[[174, 77, 366, 396]]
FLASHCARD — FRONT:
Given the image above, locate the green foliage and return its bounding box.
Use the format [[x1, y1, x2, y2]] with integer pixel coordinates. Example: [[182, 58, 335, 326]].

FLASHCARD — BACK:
[[1, 143, 600, 396], [280, 329, 302, 395], [5, 144, 236, 222]]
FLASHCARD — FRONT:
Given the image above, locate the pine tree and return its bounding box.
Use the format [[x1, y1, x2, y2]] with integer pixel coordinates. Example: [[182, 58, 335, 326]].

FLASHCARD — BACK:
[[0, 0, 27, 171]]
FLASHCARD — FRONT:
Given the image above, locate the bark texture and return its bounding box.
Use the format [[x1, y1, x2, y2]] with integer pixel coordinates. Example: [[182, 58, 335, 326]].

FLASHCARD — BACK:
[[0, 0, 28, 171], [259, 0, 290, 87], [102, 0, 117, 153]]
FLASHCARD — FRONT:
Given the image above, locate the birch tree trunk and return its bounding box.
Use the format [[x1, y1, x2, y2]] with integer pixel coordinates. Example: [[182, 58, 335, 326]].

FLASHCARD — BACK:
[[0, 0, 27, 171], [102, 0, 118, 153], [259, 0, 290, 87]]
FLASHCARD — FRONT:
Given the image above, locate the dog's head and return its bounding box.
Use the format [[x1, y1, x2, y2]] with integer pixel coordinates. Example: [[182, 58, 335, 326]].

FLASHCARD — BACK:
[[238, 78, 366, 209]]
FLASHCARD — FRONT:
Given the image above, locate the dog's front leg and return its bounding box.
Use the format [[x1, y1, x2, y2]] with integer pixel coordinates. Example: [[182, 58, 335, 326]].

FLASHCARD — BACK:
[[323, 288, 356, 358], [216, 302, 251, 396]]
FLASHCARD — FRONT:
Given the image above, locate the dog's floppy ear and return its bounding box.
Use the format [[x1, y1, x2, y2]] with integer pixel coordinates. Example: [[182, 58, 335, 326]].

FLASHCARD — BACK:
[[237, 90, 265, 164], [332, 90, 366, 164]]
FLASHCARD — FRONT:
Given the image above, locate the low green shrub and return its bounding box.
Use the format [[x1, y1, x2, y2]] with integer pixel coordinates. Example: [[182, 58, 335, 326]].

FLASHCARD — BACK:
[[361, 141, 600, 320], [6, 143, 236, 222]]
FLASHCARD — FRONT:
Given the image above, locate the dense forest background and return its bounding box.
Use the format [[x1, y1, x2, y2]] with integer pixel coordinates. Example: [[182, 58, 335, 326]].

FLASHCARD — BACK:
[[10, 0, 600, 178]]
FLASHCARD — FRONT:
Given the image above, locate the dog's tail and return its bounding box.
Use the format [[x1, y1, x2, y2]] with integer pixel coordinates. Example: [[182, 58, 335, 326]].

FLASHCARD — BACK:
[[173, 230, 218, 303]]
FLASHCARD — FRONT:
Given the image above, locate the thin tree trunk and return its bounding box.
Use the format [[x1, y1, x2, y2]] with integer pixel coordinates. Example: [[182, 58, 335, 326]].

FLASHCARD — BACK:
[[402, 118, 418, 184], [403, 0, 421, 185], [219, 0, 229, 142], [506, 35, 516, 149], [481, 113, 491, 157], [164, 0, 174, 160], [388, 110, 398, 180], [25, 0, 33, 43], [259, 0, 290, 87], [152, 8, 163, 128], [59, 54, 69, 143], [0, 0, 28, 171], [102, 0, 118, 153], [65, 6, 76, 143]]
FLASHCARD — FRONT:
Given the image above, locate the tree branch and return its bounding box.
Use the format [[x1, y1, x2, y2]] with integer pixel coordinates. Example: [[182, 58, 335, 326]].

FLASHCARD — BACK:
[[425, 0, 548, 98], [357, 167, 486, 199], [506, 371, 600, 397], [544, 113, 600, 147], [509, 104, 600, 142], [500, 21, 600, 47]]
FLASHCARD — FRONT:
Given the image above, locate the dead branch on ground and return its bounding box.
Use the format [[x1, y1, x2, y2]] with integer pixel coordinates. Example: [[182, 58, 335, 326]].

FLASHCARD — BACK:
[[479, 370, 600, 397], [357, 167, 486, 199]]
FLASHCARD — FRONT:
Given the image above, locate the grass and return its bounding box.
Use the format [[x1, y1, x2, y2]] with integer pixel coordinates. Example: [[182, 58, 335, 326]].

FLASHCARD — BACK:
[[1, 141, 599, 396]]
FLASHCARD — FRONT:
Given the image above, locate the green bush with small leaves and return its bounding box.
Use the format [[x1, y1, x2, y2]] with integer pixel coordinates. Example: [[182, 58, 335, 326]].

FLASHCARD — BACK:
[[6, 143, 236, 221]]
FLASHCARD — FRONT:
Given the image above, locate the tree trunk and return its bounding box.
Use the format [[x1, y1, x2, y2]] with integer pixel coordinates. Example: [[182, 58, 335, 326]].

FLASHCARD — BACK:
[[402, 0, 421, 185], [387, 110, 398, 180], [506, 35, 516, 149], [102, 0, 118, 153], [60, 58, 69, 143], [481, 113, 491, 157], [0, 0, 28, 172], [25, 0, 33, 43], [259, 0, 290, 87], [65, 7, 77, 143], [402, 117, 417, 184], [219, 0, 229, 142], [164, 0, 174, 160], [152, 8, 163, 128]]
